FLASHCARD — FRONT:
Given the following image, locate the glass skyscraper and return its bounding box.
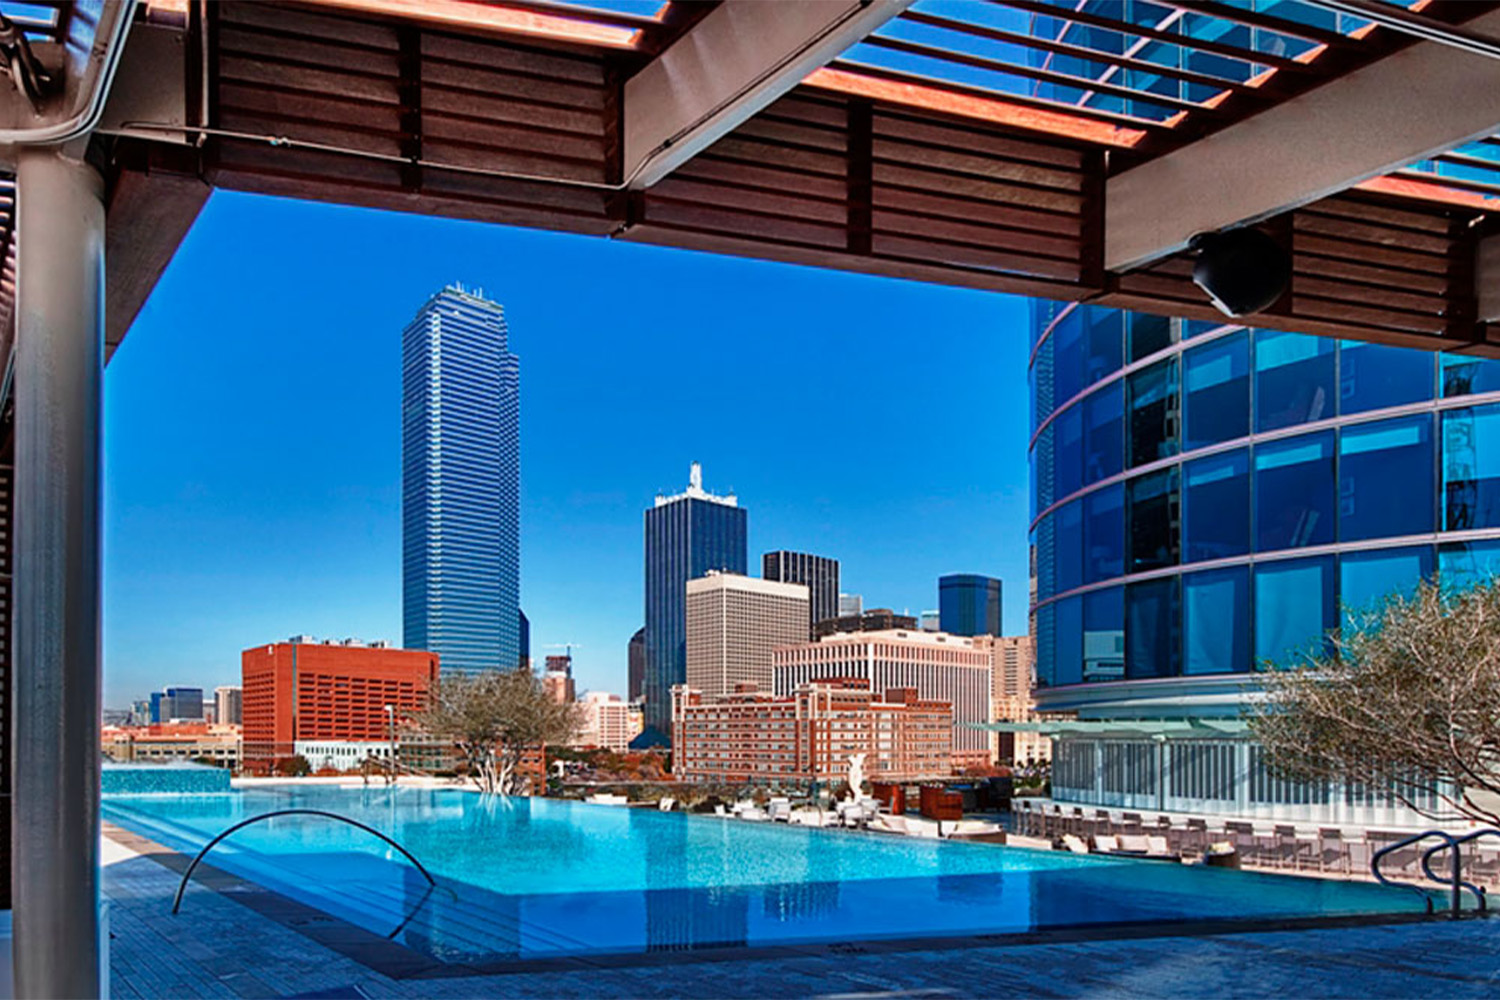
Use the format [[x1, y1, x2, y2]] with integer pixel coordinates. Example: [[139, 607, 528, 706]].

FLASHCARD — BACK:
[[1029, 302, 1500, 823], [402, 285, 521, 674], [938, 574, 1002, 637], [642, 463, 746, 739]]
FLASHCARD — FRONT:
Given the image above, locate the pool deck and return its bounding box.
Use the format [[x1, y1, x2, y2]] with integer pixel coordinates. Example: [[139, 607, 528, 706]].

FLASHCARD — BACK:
[[102, 823, 1500, 999]]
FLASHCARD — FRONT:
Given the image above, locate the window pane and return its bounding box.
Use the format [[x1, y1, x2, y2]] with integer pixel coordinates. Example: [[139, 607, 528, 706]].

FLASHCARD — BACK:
[[1254, 556, 1335, 668], [1053, 307, 1086, 406], [1035, 600, 1056, 687], [1441, 354, 1500, 398], [1054, 595, 1083, 686], [1054, 404, 1084, 501], [1339, 415, 1433, 541], [1128, 357, 1179, 467], [1128, 468, 1180, 572], [1442, 404, 1500, 531], [1055, 499, 1083, 594], [1254, 431, 1335, 551], [1128, 312, 1173, 363], [1083, 306, 1125, 385], [1083, 483, 1125, 584], [1439, 539, 1500, 595], [1032, 335, 1056, 433], [1083, 380, 1124, 485], [1126, 577, 1180, 679], [1340, 546, 1433, 628], [1183, 566, 1251, 675], [1032, 422, 1054, 521], [1339, 341, 1433, 414], [1084, 587, 1125, 682], [1183, 449, 1250, 562], [1183, 331, 1249, 450], [1255, 331, 1334, 432], [1033, 519, 1055, 602]]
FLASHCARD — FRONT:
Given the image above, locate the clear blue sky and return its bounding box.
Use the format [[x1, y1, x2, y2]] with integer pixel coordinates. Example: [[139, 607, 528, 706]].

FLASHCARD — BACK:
[[102, 191, 1033, 707]]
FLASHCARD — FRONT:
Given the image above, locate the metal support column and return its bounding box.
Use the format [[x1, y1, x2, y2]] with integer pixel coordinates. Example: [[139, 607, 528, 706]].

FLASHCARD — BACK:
[[12, 148, 105, 1000]]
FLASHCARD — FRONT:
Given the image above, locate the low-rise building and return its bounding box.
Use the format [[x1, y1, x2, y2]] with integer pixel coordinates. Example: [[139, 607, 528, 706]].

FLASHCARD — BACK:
[[574, 691, 635, 752], [671, 678, 951, 784], [101, 722, 242, 768], [774, 629, 992, 772]]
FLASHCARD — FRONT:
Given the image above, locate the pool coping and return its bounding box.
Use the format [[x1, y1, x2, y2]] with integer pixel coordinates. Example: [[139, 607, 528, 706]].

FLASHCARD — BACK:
[[101, 821, 1465, 981]]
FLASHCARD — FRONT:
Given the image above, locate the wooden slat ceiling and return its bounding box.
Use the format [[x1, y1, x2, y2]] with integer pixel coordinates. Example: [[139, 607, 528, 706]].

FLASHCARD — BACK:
[[99, 0, 1500, 355]]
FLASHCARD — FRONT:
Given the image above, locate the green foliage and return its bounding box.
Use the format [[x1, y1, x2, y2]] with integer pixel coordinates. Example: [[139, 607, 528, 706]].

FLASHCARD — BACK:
[[1250, 579, 1500, 824]]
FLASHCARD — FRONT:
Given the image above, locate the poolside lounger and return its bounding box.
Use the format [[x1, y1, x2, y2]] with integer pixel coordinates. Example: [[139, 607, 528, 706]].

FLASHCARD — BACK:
[[1061, 834, 1089, 854], [714, 804, 728, 817], [658, 797, 675, 812], [1091, 835, 1119, 854], [768, 797, 792, 822], [1145, 835, 1172, 858], [871, 814, 909, 835]]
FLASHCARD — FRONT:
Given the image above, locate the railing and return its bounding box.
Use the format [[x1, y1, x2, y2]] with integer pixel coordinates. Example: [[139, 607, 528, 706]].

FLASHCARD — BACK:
[[170, 808, 435, 915], [1371, 828, 1500, 917]]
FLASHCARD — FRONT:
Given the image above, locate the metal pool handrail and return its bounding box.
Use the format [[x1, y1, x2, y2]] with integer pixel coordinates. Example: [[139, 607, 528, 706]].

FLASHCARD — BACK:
[[170, 808, 435, 915], [1370, 830, 1457, 914], [1420, 828, 1500, 915]]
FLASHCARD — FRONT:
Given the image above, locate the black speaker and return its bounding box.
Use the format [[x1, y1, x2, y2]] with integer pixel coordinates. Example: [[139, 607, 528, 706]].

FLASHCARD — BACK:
[[1190, 228, 1292, 317]]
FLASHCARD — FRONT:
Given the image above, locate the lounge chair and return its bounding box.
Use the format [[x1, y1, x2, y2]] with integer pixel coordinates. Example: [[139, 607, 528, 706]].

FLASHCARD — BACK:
[[1116, 834, 1151, 855], [768, 797, 792, 822], [1091, 834, 1119, 854], [714, 804, 728, 817], [658, 796, 675, 812], [1060, 833, 1089, 854], [871, 814, 909, 835], [1145, 835, 1175, 860]]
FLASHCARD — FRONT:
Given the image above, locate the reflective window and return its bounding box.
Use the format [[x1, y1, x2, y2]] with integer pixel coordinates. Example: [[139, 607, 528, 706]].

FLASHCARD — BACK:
[[1052, 307, 1087, 407], [1083, 483, 1125, 584], [1254, 556, 1336, 668], [1183, 450, 1250, 562], [1128, 468, 1179, 572], [1339, 415, 1433, 541], [1033, 520, 1054, 602], [1128, 312, 1173, 363], [1035, 601, 1056, 687], [1055, 499, 1083, 595], [1031, 338, 1056, 432], [1183, 331, 1249, 450], [1083, 380, 1124, 485], [1339, 341, 1433, 414], [1083, 306, 1125, 385], [1340, 546, 1433, 628], [1441, 354, 1500, 398], [1439, 539, 1500, 595], [1053, 595, 1083, 686], [1183, 566, 1251, 675], [1442, 404, 1500, 530], [1255, 331, 1334, 432], [1083, 587, 1125, 682], [1032, 422, 1055, 522], [1127, 357, 1179, 467], [1184, 319, 1231, 340], [1255, 431, 1335, 551], [1126, 577, 1180, 679], [1054, 404, 1084, 502]]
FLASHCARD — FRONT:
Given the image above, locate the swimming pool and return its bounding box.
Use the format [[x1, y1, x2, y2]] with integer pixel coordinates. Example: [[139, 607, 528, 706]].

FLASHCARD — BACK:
[[104, 786, 1421, 964]]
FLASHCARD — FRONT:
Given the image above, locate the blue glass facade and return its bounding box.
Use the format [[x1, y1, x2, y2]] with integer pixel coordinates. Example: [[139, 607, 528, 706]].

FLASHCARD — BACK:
[[938, 574, 1002, 637], [1030, 302, 1500, 706], [643, 470, 746, 739], [401, 286, 521, 674]]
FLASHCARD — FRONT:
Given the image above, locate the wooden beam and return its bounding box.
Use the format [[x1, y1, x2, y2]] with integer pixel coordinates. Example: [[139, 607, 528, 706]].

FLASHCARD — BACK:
[[105, 167, 210, 356], [1106, 6, 1500, 272], [622, 0, 912, 190]]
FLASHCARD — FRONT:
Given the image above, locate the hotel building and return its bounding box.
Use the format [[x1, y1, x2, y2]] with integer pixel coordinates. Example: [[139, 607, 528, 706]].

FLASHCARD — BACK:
[[643, 462, 747, 739], [773, 629, 992, 771], [671, 679, 951, 784], [241, 638, 439, 773], [761, 550, 840, 638], [1028, 302, 1500, 824], [686, 572, 809, 698], [402, 284, 521, 674], [574, 692, 635, 752]]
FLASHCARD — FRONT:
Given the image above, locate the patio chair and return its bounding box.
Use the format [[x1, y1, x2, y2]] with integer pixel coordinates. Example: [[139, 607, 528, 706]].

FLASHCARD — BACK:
[[1316, 827, 1348, 875], [1472, 846, 1500, 887], [1120, 812, 1144, 835], [1185, 818, 1209, 856], [1223, 822, 1260, 866], [767, 797, 792, 822], [1091, 834, 1120, 854], [1060, 834, 1089, 854], [1271, 825, 1303, 870], [1144, 835, 1175, 860], [1094, 810, 1114, 837], [1116, 834, 1151, 855], [658, 796, 675, 812]]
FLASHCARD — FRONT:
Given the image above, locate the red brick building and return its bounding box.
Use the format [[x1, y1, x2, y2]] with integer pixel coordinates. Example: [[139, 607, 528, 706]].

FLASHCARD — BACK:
[[241, 638, 439, 773], [671, 678, 951, 784]]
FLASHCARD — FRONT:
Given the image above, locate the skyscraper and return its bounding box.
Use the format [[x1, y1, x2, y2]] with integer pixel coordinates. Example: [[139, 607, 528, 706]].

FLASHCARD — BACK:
[[939, 574, 1003, 637], [402, 284, 520, 674], [685, 572, 808, 697], [627, 627, 645, 702], [643, 463, 746, 739], [761, 550, 839, 638]]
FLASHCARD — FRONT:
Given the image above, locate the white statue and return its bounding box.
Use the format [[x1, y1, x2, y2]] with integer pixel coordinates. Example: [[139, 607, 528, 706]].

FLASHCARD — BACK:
[[845, 752, 867, 801]]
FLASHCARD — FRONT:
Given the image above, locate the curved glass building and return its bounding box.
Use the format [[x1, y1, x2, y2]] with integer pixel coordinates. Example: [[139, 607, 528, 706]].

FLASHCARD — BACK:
[[1028, 302, 1500, 823]]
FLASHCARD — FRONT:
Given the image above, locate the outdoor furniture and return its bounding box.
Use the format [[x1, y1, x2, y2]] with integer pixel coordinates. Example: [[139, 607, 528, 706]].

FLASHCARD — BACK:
[[871, 814, 909, 836], [1060, 834, 1089, 854], [919, 786, 963, 822], [1094, 810, 1114, 837], [1091, 834, 1119, 854], [1316, 828, 1348, 874], [871, 781, 905, 816], [1185, 818, 1209, 856], [713, 804, 728, 817], [1120, 812, 1144, 835], [657, 797, 675, 812], [767, 797, 792, 822], [1271, 825, 1302, 869]]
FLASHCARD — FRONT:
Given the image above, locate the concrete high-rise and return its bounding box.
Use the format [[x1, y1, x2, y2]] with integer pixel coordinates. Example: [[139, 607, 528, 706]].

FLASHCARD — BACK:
[[643, 463, 746, 739], [686, 571, 808, 697], [402, 284, 520, 674], [214, 686, 243, 726], [761, 551, 839, 638], [939, 574, 1002, 637]]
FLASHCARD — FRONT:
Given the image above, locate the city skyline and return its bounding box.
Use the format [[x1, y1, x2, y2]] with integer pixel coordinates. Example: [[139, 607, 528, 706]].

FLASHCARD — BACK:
[[101, 192, 1030, 706]]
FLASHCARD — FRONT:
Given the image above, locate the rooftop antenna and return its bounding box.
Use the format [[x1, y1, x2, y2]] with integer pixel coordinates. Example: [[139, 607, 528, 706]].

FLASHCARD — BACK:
[[689, 461, 703, 491]]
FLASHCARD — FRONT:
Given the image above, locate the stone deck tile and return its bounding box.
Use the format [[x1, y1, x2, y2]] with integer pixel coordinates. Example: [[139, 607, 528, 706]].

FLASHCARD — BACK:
[[103, 846, 1500, 1000]]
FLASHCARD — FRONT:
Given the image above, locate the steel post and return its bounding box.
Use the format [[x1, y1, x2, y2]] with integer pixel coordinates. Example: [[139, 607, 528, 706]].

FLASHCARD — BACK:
[[12, 148, 105, 1000]]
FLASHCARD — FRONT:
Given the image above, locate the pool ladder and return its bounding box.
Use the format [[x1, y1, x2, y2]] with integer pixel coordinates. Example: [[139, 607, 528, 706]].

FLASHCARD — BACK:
[[1370, 828, 1500, 917], [169, 808, 436, 916]]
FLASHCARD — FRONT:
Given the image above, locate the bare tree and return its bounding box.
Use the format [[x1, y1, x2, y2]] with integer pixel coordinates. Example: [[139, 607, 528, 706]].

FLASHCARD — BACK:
[[412, 668, 582, 795], [1250, 579, 1500, 825]]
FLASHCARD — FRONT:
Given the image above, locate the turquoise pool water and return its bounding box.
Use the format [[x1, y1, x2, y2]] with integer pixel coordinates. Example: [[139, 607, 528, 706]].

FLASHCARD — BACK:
[[104, 786, 1421, 964]]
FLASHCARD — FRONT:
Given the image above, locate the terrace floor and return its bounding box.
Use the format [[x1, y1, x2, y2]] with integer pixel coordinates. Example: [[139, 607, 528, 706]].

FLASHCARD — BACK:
[[102, 824, 1500, 999]]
